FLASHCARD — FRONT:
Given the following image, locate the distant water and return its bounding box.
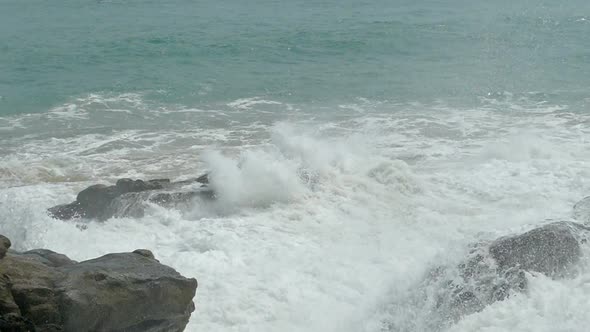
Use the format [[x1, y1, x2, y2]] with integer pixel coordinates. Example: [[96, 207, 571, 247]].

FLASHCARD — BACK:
[[2, 1, 590, 331], [2, 0, 590, 115]]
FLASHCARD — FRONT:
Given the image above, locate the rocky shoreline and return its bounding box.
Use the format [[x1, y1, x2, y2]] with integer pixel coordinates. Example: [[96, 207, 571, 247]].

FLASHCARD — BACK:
[[4, 178, 590, 331]]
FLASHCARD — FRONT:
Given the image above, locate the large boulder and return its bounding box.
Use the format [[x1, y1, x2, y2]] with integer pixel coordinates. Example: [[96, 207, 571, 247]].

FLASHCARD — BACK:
[[58, 253, 197, 332], [48, 175, 212, 221], [0, 235, 198, 332], [440, 221, 587, 317], [488, 221, 585, 277], [385, 221, 589, 331]]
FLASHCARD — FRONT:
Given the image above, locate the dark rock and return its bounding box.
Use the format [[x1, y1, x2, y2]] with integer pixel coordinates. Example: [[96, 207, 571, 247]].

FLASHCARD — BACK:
[[389, 221, 590, 331], [147, 179, 171, 187], [46, 202, 84, 220], [148, 191, 213, 206], [75, 184, 120, 219], [1, 253, 64, 329], [0, 236, 10, 260], [196, 173, 209, 184], [57, 253, 197, 332], [0, 235, 197, 332], [106, 192, 152, 219], [0, 313, 36, 332], [0, 274, 20, 316], [48, 175, 213, 221], [489, 221, 587, 277], [106, 190, 214, 220], [19, 250, 76, 268], [115, 178, 163, 193], [132, 249, 155, 260]]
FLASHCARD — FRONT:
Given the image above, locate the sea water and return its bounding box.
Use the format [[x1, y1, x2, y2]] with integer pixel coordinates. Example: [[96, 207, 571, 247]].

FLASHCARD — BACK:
[[1, 0, 590, 331]]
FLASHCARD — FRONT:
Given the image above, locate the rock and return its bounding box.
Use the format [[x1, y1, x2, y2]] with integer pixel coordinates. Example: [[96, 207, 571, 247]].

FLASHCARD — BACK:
[[115, 178, 163, 193], [489, 221, 586, 277], [48, 175, 214, 221], [132, 249, 155, 260], [573, 196, 590, 224], [0, 235, 198, 332], [76, 184, 120, 219], [0, 235, 11, 259], [196, 173, 209, 184], [58, 253, 197, 332], [0, 274, 20, 316], [396, 221, 590, 331], [19, 250, 76, 268], [0, 313, 36, 332], [148, 191, 211, 206], [1, 252, 65, 329]]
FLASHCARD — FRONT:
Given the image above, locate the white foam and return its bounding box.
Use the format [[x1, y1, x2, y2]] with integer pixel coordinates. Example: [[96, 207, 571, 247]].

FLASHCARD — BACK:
[[2, 99, 590, 332], [227, 97, 283, 110]]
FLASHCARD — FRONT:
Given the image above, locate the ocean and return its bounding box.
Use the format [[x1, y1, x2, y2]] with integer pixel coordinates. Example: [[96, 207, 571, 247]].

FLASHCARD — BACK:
[[1, 0, 590, 331]]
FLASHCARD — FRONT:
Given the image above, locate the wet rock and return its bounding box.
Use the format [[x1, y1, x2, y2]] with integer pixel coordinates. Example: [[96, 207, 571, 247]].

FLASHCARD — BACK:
[[390, 221, 590, 331], [1, 251, 65, 330], [47, 175, 213, 221], [47, 201, 84, 220], [0, 313, 36, 332], [0, 235, 198, 332], [573, 196, 590, 224], [115, 178, 164, 193], [0, 274, 20, 316], [489, 221, 586, 277], [132, 249, 155, 260], [0, 235, 11, 260], [58, 253, 197, 332], [18, 250, 76, 268], [196, 173, 209, 184], [148, 191, 211, 206]]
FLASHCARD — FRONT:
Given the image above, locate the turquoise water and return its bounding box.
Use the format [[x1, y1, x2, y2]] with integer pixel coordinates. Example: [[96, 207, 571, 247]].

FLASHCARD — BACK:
[[2, 0, 590, 115], [3, 2, 590, 331]]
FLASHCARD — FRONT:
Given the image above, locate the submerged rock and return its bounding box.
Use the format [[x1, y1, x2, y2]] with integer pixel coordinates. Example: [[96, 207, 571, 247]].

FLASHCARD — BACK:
[[0, 235, 197, 332], [48, 175, 212, 221]]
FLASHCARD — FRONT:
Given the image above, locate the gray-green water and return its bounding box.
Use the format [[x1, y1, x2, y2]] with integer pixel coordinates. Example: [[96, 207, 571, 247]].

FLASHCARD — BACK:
[[2, 0, 589, 115]]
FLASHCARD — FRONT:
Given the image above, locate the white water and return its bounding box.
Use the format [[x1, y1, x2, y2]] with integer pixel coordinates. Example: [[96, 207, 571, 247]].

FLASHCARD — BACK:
[[1, 95, 590, 331]]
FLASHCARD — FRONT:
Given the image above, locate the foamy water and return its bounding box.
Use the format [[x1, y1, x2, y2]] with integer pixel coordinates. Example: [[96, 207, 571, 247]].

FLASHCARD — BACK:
[[1, 94, 590, 331]]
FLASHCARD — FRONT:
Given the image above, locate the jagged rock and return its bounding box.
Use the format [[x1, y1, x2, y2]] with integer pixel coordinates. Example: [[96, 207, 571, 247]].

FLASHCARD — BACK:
[[0, 235, 197, 332], [48, 176, 214, 221]]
